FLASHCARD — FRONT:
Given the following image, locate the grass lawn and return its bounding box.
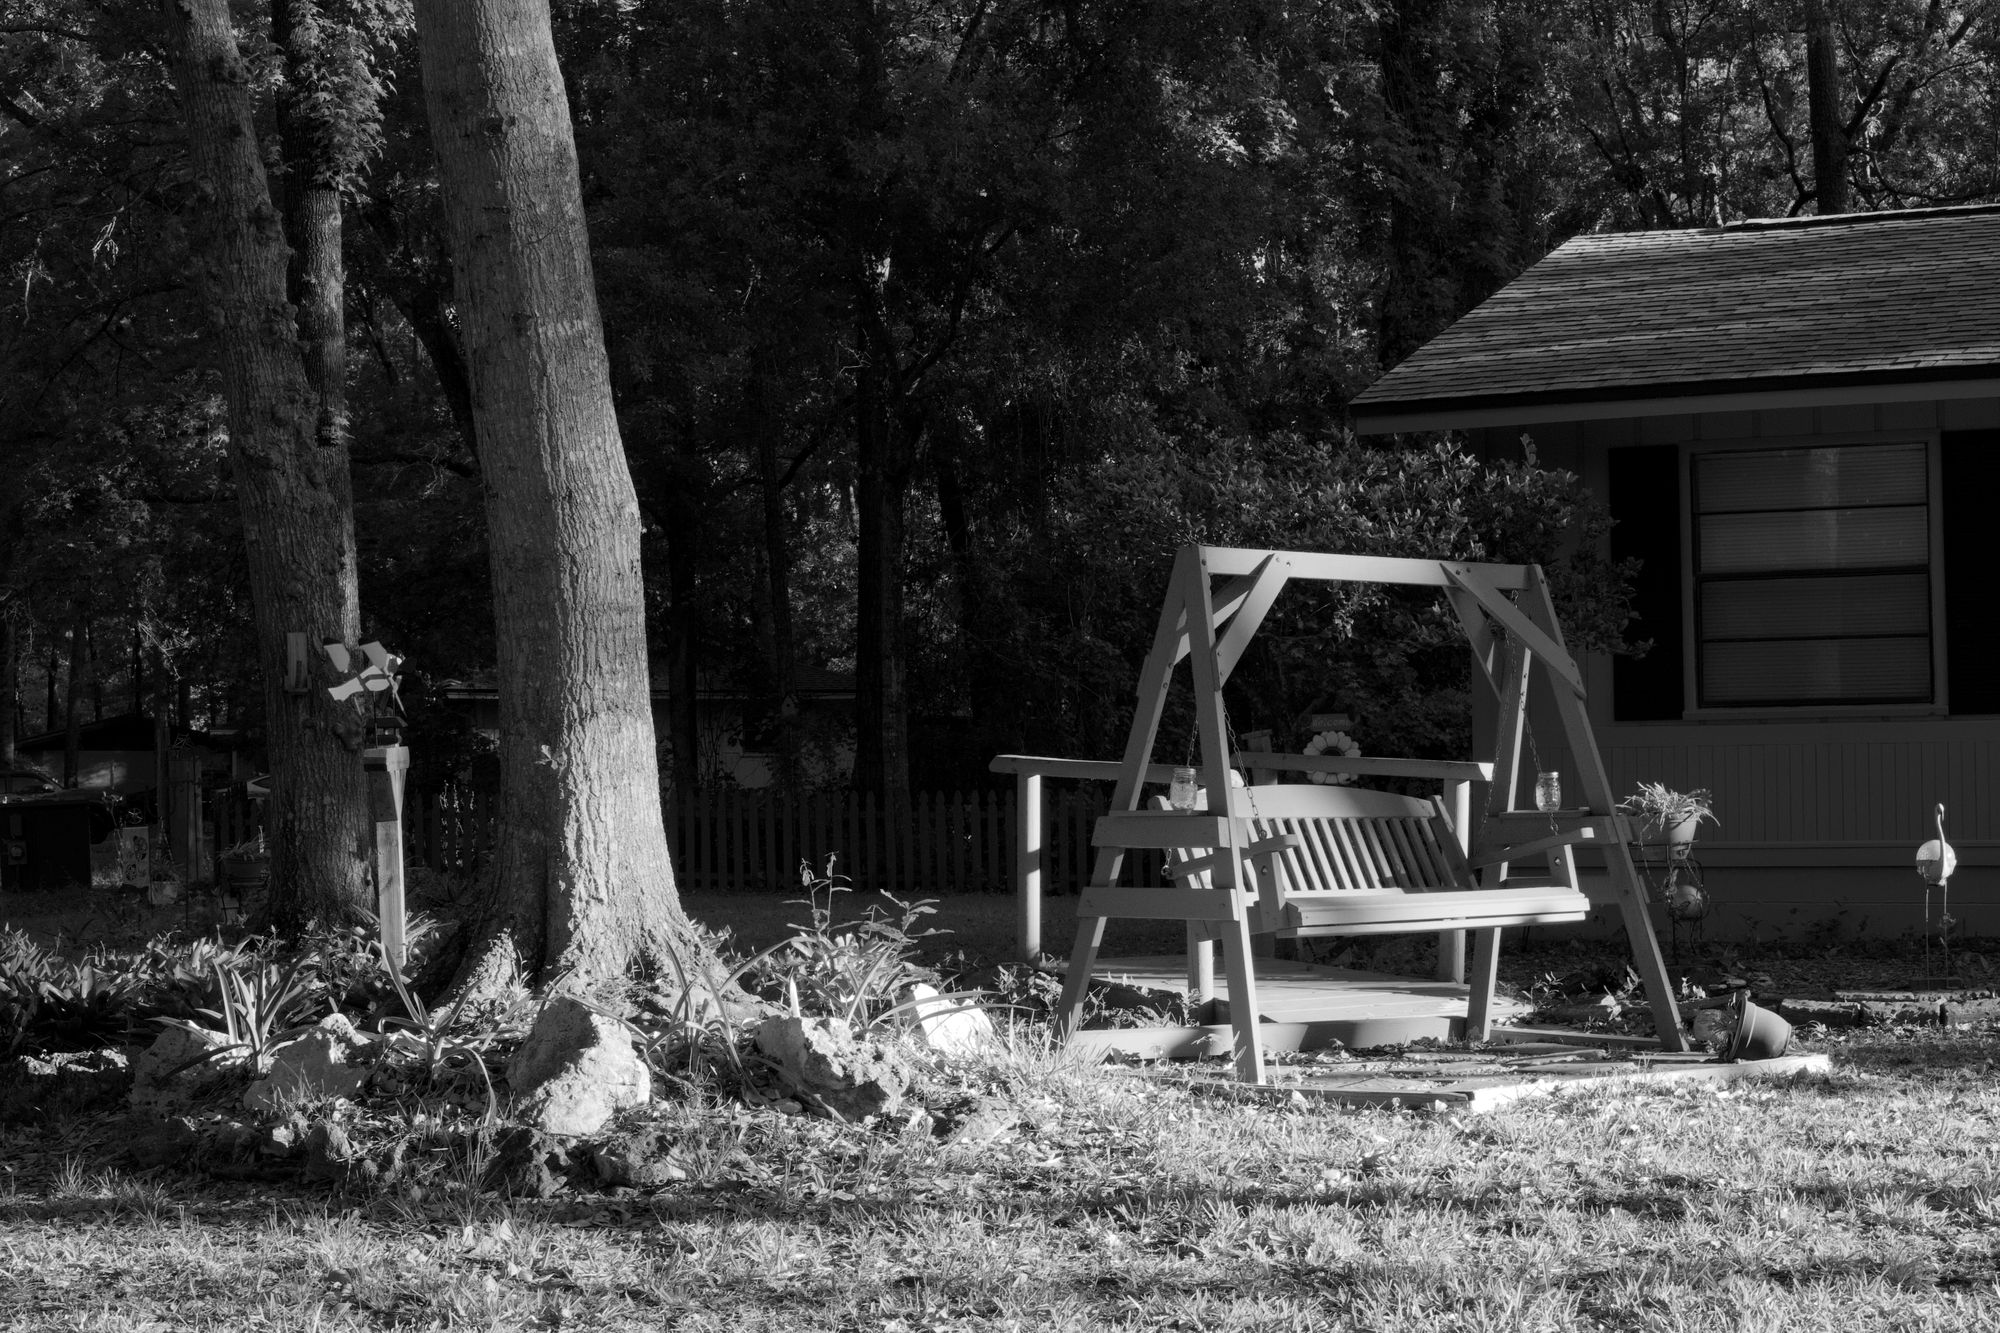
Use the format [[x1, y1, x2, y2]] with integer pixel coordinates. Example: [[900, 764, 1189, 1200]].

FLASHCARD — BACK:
[[6, 1025, 2000, 1328], [7, 888, 2000, 1329]]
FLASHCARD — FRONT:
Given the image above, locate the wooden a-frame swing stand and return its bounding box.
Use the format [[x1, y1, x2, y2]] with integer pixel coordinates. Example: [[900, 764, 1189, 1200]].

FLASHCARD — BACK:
[[1055, 545, 1687, 1083]]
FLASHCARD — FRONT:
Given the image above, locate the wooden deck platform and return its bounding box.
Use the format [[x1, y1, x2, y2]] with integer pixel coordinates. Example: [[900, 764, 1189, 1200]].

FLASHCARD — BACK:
[[1073, 955, 1536, 1059], [1122, 1048, 1834, 1113]]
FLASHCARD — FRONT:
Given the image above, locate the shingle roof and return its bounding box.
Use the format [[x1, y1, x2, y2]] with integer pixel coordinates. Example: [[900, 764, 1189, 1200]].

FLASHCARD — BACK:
[[1350, 205, 2000, 427]]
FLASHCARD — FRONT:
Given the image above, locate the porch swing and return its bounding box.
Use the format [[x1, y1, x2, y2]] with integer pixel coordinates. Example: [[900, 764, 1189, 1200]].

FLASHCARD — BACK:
[[1050, 544, 1686, 1084]]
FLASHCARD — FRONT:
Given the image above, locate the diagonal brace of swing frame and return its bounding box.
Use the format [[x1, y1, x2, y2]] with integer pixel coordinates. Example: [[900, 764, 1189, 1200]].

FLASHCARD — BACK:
[[1051, 545, 1688, 1086]]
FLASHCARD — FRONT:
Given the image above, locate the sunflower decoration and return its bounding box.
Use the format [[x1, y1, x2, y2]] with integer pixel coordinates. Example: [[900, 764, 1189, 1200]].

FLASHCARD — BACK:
[[1301, 730, 1361, 785]]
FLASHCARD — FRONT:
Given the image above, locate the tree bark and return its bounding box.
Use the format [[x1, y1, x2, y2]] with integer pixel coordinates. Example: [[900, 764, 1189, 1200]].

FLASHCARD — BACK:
[[665, 502, 702, 799], [851, 350, 915, 799], [1805, 0, 1850, 215], [62, 613, 86, 788], [414, 0, 712, 995], [0, 507, 17, 770], [0, 609, 16, 769], [272, 0, 351, 451], [752, 387, 800, 791], [161, 0, 373, 925]]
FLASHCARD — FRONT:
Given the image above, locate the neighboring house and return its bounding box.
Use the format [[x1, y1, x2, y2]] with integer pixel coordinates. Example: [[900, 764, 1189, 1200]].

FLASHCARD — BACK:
[[1350, 204, 2000, 936], [5, 714, 248, 886], [10, 714, 166, 795]]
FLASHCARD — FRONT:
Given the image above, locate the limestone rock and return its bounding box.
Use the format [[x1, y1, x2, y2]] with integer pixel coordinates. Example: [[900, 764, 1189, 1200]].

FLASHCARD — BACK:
[[753, 1015, 909, 1121], [506, 997, 652, 1137], [939, 1093, 1020, 1147], [123, 1115, 201, 1169], [482, 1125, 575, 1198], [903, 983, 998, 1056], [302, 1120, 357, 1182], [590, 1120, 689, 1188], [244, 1015, 372, 1113], [129, 1025, 237, 1111], [1, 1050, 130, 1124]]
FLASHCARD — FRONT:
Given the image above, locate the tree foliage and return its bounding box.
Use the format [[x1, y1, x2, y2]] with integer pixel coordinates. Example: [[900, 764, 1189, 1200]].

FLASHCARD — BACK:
[[6, 0, 2000, 832]]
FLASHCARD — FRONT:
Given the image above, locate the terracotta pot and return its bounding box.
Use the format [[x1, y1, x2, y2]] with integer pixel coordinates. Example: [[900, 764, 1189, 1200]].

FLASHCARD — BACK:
[[1727, 991, 1793, 1061]]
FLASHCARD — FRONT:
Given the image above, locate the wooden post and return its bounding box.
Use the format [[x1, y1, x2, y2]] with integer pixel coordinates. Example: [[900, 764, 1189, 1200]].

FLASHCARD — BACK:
[[1437, 778, 1470, 983], [1518, 565, 1687, 1051], [364, 744, 411, 971], [1016, 771, 1042, 962], [1183, 550, 1266, 1084]]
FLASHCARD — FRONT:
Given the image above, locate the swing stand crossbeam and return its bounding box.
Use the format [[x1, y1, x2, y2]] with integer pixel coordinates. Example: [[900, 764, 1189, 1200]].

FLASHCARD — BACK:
[[1041, 545, 1686, 1084]]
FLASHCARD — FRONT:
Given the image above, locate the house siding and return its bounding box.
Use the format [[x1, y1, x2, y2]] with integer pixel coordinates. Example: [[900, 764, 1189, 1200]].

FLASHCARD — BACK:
[[1466, 397, 2000, 937]]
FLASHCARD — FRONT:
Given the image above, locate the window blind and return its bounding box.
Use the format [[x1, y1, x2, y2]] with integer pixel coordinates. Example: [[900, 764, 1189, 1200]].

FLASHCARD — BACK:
[[1693, 443, 1931, 707]]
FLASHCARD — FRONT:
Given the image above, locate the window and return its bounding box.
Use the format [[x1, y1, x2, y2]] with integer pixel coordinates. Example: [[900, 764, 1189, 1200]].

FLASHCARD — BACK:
[[1692, 442, 1932, 707]]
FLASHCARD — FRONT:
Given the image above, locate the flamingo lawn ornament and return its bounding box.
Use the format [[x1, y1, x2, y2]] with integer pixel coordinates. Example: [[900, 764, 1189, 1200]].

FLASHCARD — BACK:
[[1916, 804, 1958, 975]]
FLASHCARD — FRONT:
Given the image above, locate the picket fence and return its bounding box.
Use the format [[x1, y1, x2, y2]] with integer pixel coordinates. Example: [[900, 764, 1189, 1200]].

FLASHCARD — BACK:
[[215, 786, 1150, 896]]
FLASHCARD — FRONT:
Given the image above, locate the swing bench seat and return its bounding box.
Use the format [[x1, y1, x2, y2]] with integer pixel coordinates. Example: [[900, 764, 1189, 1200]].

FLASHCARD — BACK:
[[1073, 783, 1593, 1064], [1118, 782, 1592, 939]]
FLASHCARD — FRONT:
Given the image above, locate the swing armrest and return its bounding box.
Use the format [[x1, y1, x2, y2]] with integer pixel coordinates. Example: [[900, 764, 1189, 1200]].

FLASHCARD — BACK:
[[1162, 833, 1299, 880], [1468, 816, 1625, 868]]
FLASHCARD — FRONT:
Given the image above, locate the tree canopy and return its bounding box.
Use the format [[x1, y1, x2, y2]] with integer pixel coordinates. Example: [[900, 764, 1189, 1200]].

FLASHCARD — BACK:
[[6, 0, 1998, 810]]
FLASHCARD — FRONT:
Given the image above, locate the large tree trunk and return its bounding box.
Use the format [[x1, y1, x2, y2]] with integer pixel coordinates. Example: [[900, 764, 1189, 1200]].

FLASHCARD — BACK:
[[1805, 0, 1850, 215], [414, 0, 712, 995], [162, 0, 373, 925]]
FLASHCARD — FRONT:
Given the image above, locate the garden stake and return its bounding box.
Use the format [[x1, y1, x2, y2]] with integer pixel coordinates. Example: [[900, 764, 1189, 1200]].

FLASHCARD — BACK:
[[1916, 803, 1957, 979]]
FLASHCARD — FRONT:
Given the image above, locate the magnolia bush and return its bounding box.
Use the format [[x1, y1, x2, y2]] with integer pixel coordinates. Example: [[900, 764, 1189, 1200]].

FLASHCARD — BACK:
[[986, 433, 1641, 769]]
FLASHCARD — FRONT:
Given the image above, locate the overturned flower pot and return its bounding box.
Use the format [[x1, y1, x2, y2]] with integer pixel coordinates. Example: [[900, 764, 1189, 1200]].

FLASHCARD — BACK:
[[1726, 991, 1794, 1062]]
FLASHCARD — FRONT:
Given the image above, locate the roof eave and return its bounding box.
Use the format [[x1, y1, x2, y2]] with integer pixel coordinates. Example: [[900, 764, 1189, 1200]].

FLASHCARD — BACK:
[[1353, 370, 2000, 436]]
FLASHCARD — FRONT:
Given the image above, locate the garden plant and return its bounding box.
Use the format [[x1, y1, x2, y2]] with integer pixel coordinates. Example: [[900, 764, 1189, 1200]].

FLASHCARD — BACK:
[[7, 877, 2000, 1331]]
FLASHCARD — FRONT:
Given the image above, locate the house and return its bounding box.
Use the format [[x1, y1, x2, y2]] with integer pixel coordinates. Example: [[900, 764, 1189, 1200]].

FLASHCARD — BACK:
[[6, 714, 249, 886], [1350, 204, 2000, 938], [0, 788, 124, 893]]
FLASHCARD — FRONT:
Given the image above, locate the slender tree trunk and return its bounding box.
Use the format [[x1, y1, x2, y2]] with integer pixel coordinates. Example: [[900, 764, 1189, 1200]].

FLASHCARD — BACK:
[[1805, 0, 1849, 215], [934, 449, 1002, 761], [414, 0, 712, 995], [161, 0, 374, 926], [62, 614, 86, 788], [753, 398, 800, 791], [1374, 0, 1452, 367], [0, 514, 16, 769], [0, 609, 16, 769], [665, 504, 702, 799], [847, 3, 915, 800], [851, 356, 914, 798]]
